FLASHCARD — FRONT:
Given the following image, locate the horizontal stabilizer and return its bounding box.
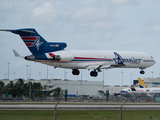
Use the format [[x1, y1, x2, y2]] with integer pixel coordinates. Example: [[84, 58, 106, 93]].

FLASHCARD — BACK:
[[18, 30, 35, 33], [0, 29, 35, 33], [13, 49, 24, 58], [0, 29, 14, 32]]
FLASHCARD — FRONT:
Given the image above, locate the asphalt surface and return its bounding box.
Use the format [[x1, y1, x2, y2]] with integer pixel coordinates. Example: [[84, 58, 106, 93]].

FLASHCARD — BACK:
[[0, 104, 160, 110]]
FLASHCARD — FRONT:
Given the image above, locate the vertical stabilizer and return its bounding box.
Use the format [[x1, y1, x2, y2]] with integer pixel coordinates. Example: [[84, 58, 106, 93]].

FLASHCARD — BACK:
[[138, 78, 146, 88], [10, 28, 67, 55]]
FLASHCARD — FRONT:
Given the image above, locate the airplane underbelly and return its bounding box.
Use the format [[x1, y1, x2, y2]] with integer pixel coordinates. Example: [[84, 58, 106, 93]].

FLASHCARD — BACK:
[[124, 63, 140, 68], [38, 61, 87, 69]]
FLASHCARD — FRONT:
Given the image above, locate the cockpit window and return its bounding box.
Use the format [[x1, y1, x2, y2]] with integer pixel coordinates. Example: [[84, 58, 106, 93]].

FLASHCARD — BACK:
[[151, 56, 153, 59]]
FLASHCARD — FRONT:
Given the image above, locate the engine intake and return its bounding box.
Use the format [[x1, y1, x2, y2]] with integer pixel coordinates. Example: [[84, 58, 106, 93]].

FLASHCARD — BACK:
[[53, 55, 61, 61], [25, 55, 35, 61]]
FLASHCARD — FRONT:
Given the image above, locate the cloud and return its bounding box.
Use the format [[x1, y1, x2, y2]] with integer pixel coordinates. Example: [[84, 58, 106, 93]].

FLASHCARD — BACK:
[[106, 0, 139, 5], [144, 19, 160, 35], [91, 21, 116, 30], [71, 7, 108, 22], [0, 1, 15, 22], [29, 2, 57, 24], [149, 24, 160, 33], [104, 32, 113, 40]]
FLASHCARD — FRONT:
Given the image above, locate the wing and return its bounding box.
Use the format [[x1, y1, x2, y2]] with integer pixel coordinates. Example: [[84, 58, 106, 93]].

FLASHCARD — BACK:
[[85, 63, 112, 71], [85, 62, 125, 71]]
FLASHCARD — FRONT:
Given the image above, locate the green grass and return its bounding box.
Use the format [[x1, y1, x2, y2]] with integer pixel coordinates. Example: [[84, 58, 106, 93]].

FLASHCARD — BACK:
[[0, 102, 160, 105], [0, 110, 159, 120]]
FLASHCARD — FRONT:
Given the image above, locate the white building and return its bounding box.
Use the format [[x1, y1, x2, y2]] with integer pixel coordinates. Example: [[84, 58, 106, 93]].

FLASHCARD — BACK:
[[143, 78, 160, 88], [46, 80, 104, 98]]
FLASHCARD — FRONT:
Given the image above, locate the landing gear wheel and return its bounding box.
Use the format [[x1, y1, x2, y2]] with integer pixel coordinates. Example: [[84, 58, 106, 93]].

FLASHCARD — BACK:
[[90, 71, 98, 77], [140, 70, 145, 74], [72, 69, 80, 75]]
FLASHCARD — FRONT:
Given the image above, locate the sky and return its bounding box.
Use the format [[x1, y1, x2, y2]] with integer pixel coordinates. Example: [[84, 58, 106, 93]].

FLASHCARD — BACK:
[[1, 0, 160, 86]]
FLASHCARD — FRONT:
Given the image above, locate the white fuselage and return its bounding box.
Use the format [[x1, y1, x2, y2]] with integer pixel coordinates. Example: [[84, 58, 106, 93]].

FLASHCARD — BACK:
[[122, 87, 160, 94], [35, 50, 156, 70]]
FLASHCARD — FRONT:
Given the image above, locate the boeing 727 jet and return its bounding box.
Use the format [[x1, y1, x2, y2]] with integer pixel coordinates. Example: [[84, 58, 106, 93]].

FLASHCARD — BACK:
[[0, 28, 156, 77]]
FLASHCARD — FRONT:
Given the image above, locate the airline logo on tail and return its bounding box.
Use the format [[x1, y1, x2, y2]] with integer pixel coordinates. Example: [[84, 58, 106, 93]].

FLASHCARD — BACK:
[[21, 36, 43, 51]]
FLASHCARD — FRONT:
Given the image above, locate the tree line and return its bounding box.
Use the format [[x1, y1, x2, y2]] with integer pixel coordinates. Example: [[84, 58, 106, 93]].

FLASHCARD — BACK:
[[0, 78, 63, 100]]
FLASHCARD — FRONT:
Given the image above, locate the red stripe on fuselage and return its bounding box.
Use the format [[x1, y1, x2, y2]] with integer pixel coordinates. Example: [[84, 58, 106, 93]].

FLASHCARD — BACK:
[[74, 57, 112, 60]]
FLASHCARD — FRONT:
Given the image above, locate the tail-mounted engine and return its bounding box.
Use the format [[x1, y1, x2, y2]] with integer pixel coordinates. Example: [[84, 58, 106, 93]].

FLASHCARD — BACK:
[[24, 55, 35, 61], [53, 54, 74, 61]]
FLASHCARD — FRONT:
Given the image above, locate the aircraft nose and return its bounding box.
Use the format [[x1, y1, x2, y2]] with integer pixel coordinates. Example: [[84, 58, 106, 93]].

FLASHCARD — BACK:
[[151, 56, 156, 65], [153, 59, 156, 65]]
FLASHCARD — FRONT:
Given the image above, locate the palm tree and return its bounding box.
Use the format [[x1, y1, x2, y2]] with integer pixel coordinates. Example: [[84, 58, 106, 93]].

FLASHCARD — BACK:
[[7, 81, 13, 88], [15, 78, 24, 88], [53, 87, 64, 99], [0, 81, 5, 98], [0, 81, 5, 90], [33, 83, 42, 91]]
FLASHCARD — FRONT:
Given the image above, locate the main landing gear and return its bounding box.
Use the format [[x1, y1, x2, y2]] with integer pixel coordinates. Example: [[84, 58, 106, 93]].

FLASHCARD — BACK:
[[90, 70, 98, 77], [72, 69, 80, 75], [72, 69, 98, 77]]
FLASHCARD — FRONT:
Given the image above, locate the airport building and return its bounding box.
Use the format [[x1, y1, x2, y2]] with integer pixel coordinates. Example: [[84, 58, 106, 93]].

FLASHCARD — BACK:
[[1, 77, 160, 99], [45, 80, 104, 98], [143, 78, 160, 88]]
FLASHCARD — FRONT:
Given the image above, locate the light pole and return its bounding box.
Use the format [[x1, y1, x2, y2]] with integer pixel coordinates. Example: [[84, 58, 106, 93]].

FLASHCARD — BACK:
[[81, 69, 83, 81], [152, 71, 154, 78], [47, 65, 48, 80], [29, 66, 31, 80], [39, 72, 41, 80], [26, 65, 29, 80], [26, 65, 31, 99], [8, 63, 10, 80], [4, 73, 7, 79], [13, 72, 15, 80], [64, 69, 67, 80], [130, 73, 132, 85], [51, 73, 53, 79], [121, 72, 123, 86], [103, 69, 104, 85]]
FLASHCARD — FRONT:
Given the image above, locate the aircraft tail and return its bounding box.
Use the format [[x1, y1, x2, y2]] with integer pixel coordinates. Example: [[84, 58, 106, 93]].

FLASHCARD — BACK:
[[138, 78, 146, 88], [1, 28, 67, 55]]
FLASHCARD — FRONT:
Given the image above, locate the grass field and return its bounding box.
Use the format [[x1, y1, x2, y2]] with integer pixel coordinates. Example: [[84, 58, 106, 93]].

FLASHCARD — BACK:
[[0, 102, 160, 105], [0, 110, 159, 120]]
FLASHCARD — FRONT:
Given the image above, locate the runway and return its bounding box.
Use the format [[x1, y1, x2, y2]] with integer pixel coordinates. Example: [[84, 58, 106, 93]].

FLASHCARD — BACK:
[[0, 104, 160, 110]]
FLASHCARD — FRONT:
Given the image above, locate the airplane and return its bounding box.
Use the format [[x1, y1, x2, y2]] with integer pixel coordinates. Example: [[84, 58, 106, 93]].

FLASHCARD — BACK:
[[0, 28, 156, 77], [120, 78, 160, 95]]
